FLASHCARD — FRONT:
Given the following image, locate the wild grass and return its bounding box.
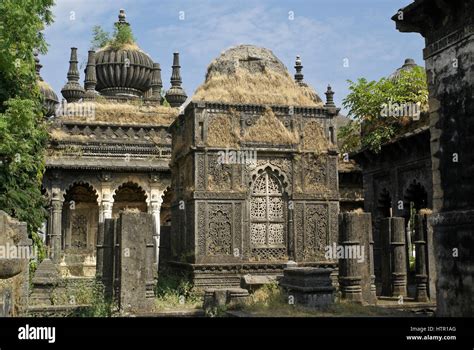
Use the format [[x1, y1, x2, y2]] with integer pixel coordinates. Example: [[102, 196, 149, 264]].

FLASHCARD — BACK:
[[193, 68, 323, 107], [153, 270, 201, 311]]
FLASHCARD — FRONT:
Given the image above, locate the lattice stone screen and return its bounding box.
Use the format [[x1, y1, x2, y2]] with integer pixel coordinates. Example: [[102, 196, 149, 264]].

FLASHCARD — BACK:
[[250, 171, 286, 249]]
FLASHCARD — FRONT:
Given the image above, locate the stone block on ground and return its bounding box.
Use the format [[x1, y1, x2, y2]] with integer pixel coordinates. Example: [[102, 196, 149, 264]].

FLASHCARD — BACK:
[[280, 267, 335, 308]]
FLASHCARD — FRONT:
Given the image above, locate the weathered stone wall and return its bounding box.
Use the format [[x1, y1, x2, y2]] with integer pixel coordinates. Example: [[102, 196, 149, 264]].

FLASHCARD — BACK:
[[0, 211, 32, 316], [395, 0, 474, 316]]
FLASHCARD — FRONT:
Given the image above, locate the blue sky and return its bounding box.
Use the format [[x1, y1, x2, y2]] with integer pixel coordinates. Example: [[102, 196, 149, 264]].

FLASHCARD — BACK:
[[41, 0, 424, 114]]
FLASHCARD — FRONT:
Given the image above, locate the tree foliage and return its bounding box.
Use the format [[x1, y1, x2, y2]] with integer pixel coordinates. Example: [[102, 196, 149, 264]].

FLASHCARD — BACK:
[[339, 66, 428, 153], [0, 0, 54, 233]]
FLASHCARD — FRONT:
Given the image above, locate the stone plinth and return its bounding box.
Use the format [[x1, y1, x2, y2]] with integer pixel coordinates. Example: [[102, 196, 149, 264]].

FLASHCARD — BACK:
[[280, 267, 335, 308], [203, 288, 250, 314]]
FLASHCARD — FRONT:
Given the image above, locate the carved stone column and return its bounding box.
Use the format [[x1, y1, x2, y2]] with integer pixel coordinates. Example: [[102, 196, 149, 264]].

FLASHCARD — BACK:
[[414, 214, 428, 302], [50, 190, 64, 264], [148, 194, 163, 267], [381, 217, 407, 297]]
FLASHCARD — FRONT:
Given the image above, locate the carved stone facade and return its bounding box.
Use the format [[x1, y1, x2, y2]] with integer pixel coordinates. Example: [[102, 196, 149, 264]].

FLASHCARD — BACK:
[[169, 101, 340, 288]]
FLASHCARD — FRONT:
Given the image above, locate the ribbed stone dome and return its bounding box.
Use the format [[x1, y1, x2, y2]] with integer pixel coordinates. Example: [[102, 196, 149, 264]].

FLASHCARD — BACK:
[[35, 52, 59, 117], [39, 81, 59, 117], [95, 45, 154, 97], [94, 10, 154, 97]]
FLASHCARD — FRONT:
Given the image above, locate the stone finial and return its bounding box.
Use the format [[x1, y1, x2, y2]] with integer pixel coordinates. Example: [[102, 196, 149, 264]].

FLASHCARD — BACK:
[[294, 55, 304, 84], [84, 50, 97, 98], [324, 85, 335, 107], [150, 62, 163, 102], [61, 47, 85, 102], [165, 52, 187, 107], [402, 58, 416, 68], [34, 50, 43, 81], [116, 9, 129, 26]]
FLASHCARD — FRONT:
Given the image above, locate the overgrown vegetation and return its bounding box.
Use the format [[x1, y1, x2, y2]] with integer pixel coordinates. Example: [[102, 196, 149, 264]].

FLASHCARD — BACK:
[[51, 280, 114, 317], [240, 283, 413, 317], [193, 68, 322, 107], [154, 269, 201, 310], [0, 0, 54, 267], [29, 231, 47, 276], [91, 21, 136, 50], [339, 66, 428, 153]]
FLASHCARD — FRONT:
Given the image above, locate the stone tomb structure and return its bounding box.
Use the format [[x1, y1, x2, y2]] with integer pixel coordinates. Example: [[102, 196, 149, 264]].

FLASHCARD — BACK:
[[168, 45, 340, 289], [41, 10, 184, 277]]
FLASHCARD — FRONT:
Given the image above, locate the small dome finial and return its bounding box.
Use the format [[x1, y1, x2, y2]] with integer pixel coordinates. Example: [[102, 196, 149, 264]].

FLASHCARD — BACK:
[[294, 55, 304, 85], [116, 9, 129, 26], [325, 85, 335, 107]]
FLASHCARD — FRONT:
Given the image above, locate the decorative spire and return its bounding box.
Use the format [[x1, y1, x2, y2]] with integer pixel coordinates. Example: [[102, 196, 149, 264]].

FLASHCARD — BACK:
[[324, 85, 335, 107], [84, 50, 97, 98], [150, 62, 163, 102], [116, 9, 129, 26], [294, 55, 304, 85], [61, 47, 85, 102], [165, 52, 187, 107]]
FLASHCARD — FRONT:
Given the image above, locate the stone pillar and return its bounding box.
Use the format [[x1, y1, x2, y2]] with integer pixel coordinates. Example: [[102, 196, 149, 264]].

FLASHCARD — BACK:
[[148, 193, 163, 268], [97, 192, 113, 287], [338, 212, 374, 304], [381, 217, 407, 297], [414, 214, 428, 302], [50, 190, 64, 264], [117, 212, 155, 313]]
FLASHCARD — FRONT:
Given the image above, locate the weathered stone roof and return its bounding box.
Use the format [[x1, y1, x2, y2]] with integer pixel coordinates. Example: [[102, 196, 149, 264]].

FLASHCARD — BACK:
[[193, 44, 323, 107]]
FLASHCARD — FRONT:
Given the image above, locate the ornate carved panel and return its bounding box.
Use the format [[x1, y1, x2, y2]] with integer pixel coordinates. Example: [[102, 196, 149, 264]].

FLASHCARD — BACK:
[[303, 204, 328, 260], [197, 202, 206, 256], [207, 204, 232, 256], [327, 156, 338, 192], [207, 155, 232, 191], [294, 203, 305, 260], [71, 213, 88, 249], [303, 153, 328, 192], [233, 203, 242, 256], [196, 153, 206, 190]]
